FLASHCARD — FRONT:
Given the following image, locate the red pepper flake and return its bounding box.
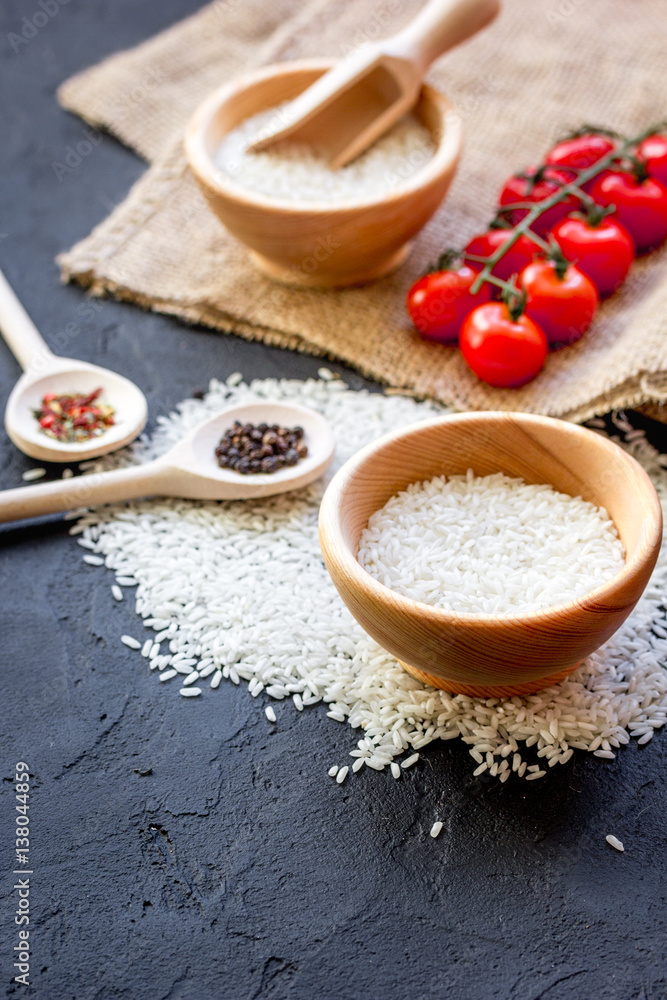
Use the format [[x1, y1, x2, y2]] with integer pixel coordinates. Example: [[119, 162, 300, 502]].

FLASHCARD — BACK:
[[33, 388, 115, 443]]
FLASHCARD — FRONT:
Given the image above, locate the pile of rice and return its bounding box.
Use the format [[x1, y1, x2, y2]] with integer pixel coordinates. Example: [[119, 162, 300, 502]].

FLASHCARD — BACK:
[[214, 106, 435, 203], [357, 470, 625, 615], [71, 373, 667, 782]]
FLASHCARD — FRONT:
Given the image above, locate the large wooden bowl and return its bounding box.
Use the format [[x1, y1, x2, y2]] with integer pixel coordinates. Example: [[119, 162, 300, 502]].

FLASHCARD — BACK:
[[318, 412, 663, 697], [184, 59, 461, 288]]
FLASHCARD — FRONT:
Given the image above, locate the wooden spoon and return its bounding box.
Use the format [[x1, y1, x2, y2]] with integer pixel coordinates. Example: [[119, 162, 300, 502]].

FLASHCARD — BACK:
[[248, 0, 499, 169], [0, 268, 148, 463], [0, 401, 336, 523]]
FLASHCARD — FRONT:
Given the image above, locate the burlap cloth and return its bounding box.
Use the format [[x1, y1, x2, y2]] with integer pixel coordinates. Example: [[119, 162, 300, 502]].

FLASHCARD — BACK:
[[57, 0, 667, 422]]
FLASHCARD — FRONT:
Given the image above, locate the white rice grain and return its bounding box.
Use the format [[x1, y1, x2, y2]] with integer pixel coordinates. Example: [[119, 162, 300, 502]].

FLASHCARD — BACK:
[[606, 834, 625, 852], [120, 635, 141, 650]]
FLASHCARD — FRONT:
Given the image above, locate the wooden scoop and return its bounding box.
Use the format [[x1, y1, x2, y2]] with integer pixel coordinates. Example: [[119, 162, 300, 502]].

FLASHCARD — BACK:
[[0, 401, 336, 524], [248, 0, 500, 169]]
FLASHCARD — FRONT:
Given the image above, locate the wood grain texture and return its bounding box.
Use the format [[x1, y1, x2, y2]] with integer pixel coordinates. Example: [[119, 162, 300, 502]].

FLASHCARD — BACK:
[[318, 412, 663, 695], [184, 60, 461, 287]]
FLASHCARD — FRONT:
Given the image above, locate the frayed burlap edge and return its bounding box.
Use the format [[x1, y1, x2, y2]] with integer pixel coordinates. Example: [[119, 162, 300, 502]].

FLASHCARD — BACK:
[[55, 253, 667, 425]]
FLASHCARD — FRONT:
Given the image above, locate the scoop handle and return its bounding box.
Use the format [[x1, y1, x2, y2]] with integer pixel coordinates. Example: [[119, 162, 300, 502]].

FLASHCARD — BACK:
[[0, 462, 169, 524], [388, 0, 500, 74], [0, 268, 56, 372]]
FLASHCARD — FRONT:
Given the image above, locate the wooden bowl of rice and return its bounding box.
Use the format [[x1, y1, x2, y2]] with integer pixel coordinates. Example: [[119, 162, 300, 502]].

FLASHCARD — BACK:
[[184, 59, 461, 288], [318, 411, 663, 697]]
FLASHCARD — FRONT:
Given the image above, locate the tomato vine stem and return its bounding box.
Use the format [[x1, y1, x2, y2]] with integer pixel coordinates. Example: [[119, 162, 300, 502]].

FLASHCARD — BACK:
[[467, 125, 661, 298]]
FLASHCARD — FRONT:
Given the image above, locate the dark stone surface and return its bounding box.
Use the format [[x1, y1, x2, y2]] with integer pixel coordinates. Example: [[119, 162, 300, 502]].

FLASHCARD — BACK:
[[1, 3, 666, 998]]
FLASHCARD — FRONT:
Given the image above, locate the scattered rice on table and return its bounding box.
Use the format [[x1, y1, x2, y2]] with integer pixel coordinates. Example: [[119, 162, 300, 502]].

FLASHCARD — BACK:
[[430, 821, 443, 839], [606, 834, 625, 852], [72, 375, 667, 783]]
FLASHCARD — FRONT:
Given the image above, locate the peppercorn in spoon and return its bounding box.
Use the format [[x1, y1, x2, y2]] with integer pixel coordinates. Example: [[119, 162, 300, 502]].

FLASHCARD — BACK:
[[0, 402, 336, 523], [0, 268, 148, 463]]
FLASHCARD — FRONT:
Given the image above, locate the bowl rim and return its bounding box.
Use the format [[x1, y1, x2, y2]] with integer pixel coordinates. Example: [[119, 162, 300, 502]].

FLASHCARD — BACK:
[[318, 410, 663, 627], [184, 57, 462, 215]]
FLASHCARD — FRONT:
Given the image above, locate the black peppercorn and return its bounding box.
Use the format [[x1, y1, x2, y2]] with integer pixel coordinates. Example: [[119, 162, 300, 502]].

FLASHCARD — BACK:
[[214, 420, 309, 475]]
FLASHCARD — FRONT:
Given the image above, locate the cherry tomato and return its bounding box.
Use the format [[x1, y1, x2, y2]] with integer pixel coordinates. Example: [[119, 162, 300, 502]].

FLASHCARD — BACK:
[[545, 134, 616, 178], [519, 259, 598, 346], [459, 302, 548, 387], [498, 166, 580, 234], [588, 171, 667, 252], [549, 214, 634, 297], [406, 265, 492, 343], [464, 230, 538, 282], [636, 134, 667, 187]]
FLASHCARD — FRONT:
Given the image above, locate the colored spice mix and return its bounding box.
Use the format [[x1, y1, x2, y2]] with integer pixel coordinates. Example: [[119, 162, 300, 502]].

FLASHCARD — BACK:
[[34, 388, 115, 443], [215, 421, 308, 474]]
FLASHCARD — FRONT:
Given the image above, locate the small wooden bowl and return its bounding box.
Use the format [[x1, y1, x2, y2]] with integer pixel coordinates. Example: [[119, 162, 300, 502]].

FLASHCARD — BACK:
[[184, 59, 462, 288], [318, 412, 663, 697]]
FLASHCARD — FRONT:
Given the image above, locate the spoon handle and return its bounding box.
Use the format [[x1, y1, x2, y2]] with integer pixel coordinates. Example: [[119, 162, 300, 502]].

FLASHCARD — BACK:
[[0, 268, 56, 372], [387, 0, 500, 74], [0, 462, 169, 524]]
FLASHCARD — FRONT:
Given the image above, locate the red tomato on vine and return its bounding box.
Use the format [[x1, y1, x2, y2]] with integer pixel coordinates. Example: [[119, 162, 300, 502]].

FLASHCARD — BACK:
[[406, 264, 492, 343], [588, 171, 667, 252], [519, 259, 599, 346], [636, 134, 667, 187], [549, 214, 634, 297], [545, 134, 617, 178], [459, 302, 548, 387], [464, 230, 538, 282], [497, 166, 580, 234]]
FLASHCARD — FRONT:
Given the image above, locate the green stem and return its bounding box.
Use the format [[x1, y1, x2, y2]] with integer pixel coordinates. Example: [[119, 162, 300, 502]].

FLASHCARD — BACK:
[[521, 229, 551, 253]]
